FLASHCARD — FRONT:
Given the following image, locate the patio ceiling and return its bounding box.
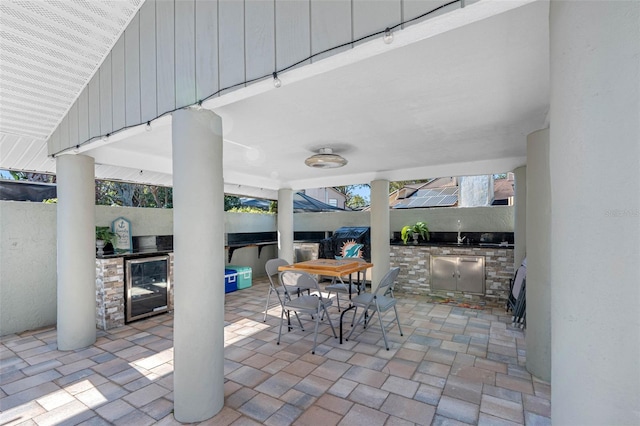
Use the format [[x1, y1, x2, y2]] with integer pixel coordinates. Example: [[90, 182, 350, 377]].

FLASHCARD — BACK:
[[0, 0, 549, 199], [0, 0, 143, 178]]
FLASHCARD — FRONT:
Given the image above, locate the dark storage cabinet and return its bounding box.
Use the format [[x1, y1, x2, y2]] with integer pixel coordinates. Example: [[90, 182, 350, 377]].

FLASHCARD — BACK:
[[125, 255, 170, 322], [431, 255, 485, 294]]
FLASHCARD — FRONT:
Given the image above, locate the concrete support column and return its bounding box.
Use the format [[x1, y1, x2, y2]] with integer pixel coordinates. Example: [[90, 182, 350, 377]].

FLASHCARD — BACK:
[[550, 2, 639, 424], [56, 154, 96, 350], [370, 179, 390, 289], [278, 188, 294, 263], [172, 109, 224, 422], [525, 129, 550, 382], [513, 166, 526, 269]]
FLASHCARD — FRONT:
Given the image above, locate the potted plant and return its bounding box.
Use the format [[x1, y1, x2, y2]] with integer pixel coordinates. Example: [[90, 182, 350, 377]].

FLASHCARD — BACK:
[[95, 226, 117, 256], [401, 221, 430, 244]]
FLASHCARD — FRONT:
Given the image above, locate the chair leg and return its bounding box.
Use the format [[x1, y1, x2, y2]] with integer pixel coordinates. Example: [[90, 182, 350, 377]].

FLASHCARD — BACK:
[[312, 309, 321, 354], [293, 311, 304, 331], [263, 288, 272, 322], [393, 305, 403, 336], [323, 305, 337, 338], [376, 309, 390, 350], [277, 308, 285, 345]]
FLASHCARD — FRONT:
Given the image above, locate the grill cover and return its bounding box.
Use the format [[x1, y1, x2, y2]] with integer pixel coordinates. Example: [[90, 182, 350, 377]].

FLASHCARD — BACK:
[[319, 227, 370, 261]]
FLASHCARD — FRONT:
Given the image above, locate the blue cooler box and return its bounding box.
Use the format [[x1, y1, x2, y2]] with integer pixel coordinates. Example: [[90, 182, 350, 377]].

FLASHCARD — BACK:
[[228, 265, 252, 289], [224, 268, 238, 293]]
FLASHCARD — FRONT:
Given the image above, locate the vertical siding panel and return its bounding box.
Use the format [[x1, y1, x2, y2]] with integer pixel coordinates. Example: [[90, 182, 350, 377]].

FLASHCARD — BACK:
[[78, 86, 89, 143], [402, 0, 459, 28], [310, 0, 352, 62], [48, 128, 59, 156], [175, 0, 196, 108], [112, 35, 126, 131], [140, 0, 158, 121], [245, 0, 275, 81], [125, 12, 142, 126], [68, 102, 79, 149], [276, 0, 310, 71], [100, 53, 113, 134], [157, 0, 176, 114], [88, 74, 101, 139], [59, 116, 69, 151], [219, 0, 245, 93], [353, 0, 400, 46], [195, 0, 218, 101]]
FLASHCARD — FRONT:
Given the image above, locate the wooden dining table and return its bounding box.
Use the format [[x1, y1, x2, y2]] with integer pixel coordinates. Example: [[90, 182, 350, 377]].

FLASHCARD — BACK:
[[278, 258, 372, 281], [278, 258, 373, 343]]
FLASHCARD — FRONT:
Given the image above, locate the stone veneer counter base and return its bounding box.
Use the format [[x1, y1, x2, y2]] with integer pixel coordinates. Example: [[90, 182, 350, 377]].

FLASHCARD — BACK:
[[95, 253, 174, 330], [390, 245, 514, 301]]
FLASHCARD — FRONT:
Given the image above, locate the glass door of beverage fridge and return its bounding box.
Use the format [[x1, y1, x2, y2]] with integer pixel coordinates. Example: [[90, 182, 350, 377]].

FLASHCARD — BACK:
[[125, 255, 170, 322]]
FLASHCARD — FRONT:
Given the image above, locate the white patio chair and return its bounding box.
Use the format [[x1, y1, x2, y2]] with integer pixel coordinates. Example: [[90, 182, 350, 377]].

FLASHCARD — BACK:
[[346, 267, 403, 350], [277, 270, 337, 354], [263, 258, 312, 323]]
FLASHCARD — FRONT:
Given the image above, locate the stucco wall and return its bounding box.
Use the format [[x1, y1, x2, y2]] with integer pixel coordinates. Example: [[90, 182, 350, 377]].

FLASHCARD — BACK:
[[0, 202, 177, 336], [96, 205, 174, 236], [0, 201, 513, 336], [0, 202, 58, 337], [295, 206, 514, 234]]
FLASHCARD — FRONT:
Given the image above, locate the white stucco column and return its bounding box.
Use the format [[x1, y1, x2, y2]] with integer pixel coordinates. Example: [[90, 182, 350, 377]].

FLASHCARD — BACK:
[[370, 179, 390, 289], [525, 129, 550, 382], [172, 109, 224, 422], [278, 188, 294, 263], [513, 166, 526, 269], [56, 154, 96, 350], [550, 2, 639, 424]]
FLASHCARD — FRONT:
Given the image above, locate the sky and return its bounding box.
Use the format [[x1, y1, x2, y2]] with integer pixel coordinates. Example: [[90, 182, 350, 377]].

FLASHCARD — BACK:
[[352, 185, 371, 203]]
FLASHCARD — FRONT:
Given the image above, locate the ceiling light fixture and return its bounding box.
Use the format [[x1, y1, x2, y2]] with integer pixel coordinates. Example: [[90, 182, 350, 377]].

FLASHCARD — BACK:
[[272, 72, 282, 88], [305, 148, 348, 169]]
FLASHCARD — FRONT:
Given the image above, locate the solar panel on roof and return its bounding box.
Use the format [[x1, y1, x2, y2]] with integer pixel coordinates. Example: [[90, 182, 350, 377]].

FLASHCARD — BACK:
[[424, 196, 446, 207], [407, 197, 424, 207], [439, 195, 458, 206], [416, 189, 438, 197], [394, 187, 459, 209]]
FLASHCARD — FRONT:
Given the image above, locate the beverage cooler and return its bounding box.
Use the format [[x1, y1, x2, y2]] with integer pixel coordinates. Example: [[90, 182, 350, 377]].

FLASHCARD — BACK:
[[125, 255, 171, 322]]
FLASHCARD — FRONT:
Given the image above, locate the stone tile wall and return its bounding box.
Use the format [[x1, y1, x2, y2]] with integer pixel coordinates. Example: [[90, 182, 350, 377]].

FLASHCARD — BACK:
[[95, 257, 125, 330], [95, 254, 174, 330], [390, 245, 514, 301]]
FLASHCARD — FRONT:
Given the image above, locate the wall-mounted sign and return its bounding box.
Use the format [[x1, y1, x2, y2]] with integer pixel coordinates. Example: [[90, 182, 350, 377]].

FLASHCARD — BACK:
[[112, 217, 132, 253]]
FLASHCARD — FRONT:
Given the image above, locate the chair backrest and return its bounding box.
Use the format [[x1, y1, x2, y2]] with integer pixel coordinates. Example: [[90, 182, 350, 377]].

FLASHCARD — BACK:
[[280, 270, 320, 298], [374, 267, 401, 297], [265, 258, 289, 287]]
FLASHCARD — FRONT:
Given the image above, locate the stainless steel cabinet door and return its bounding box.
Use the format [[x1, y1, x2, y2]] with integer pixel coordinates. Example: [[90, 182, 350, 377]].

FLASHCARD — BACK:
[[430, 255, 485, 294], [457, 257, 485, 293], [431, 256, 458, 291]]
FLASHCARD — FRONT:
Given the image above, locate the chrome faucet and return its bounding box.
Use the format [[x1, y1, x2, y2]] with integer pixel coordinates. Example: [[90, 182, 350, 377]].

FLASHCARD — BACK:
[[457, 220, 465, 244]]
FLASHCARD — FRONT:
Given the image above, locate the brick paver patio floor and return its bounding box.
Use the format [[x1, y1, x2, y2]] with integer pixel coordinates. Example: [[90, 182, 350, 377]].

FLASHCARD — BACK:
[[0, 277, 551, 425]]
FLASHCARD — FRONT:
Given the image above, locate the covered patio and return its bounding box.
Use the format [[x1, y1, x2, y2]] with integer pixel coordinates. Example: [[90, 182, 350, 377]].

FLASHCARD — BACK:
[[0, 278, 550, 425], [1, 0, 638, 423]]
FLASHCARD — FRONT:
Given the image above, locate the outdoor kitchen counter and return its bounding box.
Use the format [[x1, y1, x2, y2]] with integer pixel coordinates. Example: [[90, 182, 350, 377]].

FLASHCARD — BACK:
[[389, 243, 515, 300], [390, 241, 514, 249], [96, 249, 173, 260]]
